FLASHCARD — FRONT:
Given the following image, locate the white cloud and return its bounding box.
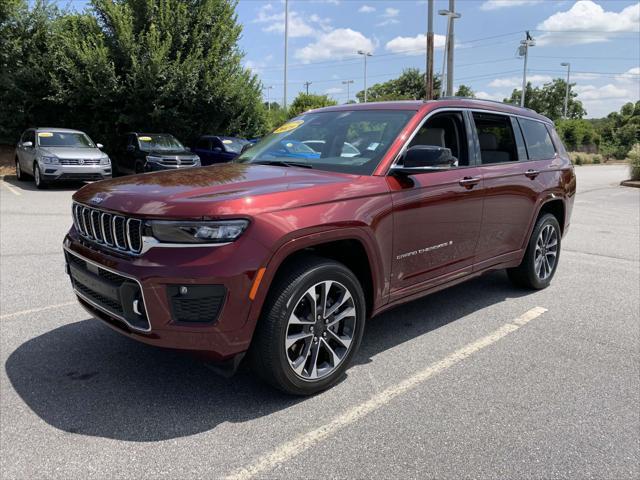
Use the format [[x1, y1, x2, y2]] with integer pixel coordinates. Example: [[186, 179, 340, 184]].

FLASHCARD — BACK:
[[376, 7, 399, 26], [385, 34, 446, 55], [488, 75, 552, 89], [536, 1, 640, 46], [294, 28, 375, 63], [324, 87, 343, 94], [616, 67, 640, 83], [575, 79, 639, 117], [254, 4, 330, 38], [244, 54, 274, 75], [383, 7, 399, 17], [476, 91, 508, 101], [359, 5, 375, 13], [575, 83, 630, 101], [480, 0, 542, 11]]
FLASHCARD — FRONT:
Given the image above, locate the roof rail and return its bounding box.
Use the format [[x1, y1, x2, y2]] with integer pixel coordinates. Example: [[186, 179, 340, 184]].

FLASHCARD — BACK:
[[438, 96, 538, 113]]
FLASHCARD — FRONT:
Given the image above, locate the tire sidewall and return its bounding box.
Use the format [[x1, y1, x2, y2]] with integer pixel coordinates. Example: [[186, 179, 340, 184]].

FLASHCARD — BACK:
[[525, 213, 561, 289], [34, 163, 41, 187], [270, 263, 366, 395], [15, 158, 22, 180]]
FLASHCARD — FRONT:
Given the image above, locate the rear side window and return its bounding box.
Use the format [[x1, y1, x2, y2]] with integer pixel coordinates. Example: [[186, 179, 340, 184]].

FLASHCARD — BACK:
[[548, 125, 568, 157], [196, 138, 210, 150], [519, 118, 556, 160], [472, 113, 518, 164], [23, 130, 35, 145]]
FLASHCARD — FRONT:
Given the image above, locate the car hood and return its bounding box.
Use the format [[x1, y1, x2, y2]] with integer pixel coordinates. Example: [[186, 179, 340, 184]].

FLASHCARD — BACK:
[[42, 147, 105, 159], [73, 163, 377, 218]]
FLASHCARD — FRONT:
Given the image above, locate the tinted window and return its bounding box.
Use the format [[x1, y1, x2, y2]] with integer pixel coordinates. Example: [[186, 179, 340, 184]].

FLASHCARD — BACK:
[[519, 118, 556, 160], [37, 131, 95, 148], [237, 110, 414, 175], [473, 113, 517, 164], [23, 130, 35, 145], [409, 111, 469, 166], [547, 125, 568, 157], [196, 138, 210, 150]]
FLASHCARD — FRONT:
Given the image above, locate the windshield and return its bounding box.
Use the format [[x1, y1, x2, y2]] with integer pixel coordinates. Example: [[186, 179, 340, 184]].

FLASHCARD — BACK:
[[221, 137, 249, 154], [138, 134, 185, 152], [37, 131, 95, 148], [235, 110, 415, 175]]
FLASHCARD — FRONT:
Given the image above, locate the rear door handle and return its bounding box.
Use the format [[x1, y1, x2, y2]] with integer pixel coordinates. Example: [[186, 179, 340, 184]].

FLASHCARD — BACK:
[[525, 169, 540, 179], [459, 176, 481, 189]]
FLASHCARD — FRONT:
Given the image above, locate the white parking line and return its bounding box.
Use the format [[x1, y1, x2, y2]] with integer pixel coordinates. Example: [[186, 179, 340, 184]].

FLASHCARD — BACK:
[[0, 176, 22, 196], [226, 306, 548, 480], [0, 301, 77, 319]]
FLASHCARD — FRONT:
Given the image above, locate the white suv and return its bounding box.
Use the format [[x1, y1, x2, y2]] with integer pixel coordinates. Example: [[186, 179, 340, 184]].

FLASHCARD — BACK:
[[15, 128, 112, 189]]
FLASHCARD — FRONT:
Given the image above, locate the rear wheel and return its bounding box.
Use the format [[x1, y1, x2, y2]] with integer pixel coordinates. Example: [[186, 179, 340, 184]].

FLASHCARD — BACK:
[[33, 163, 47, 189], [250, 257, 366, 395], [15, 157, 27, 181], [508, 213, 561, 289]]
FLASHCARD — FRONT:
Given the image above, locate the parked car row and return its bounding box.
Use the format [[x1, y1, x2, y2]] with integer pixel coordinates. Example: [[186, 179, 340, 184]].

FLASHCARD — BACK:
[[14, 128, 250, 188]]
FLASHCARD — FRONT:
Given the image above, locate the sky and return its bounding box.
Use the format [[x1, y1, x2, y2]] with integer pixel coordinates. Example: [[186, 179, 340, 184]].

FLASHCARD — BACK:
[[236, 0, 640, 117]]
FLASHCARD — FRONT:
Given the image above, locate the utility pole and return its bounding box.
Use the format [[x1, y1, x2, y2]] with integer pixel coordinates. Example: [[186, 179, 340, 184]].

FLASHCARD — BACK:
[[303, 81, 312, 95], [561, 62, 571, 118], [439, 2, 461, 97], [357, 50, 373, 102], [283, 0, 289, 109], [519, 31, 535, 107], [263, 86, 273, 111], [425, 0, 434, 99], [342, 80, 354, 103]]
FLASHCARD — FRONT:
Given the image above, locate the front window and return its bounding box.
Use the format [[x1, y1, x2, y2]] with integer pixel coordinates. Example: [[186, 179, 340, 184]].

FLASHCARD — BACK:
[[37, 131, 95, 148], [137, 134, 185, 152], [220, 137, 248, 154], [236, 110, 415, 175]]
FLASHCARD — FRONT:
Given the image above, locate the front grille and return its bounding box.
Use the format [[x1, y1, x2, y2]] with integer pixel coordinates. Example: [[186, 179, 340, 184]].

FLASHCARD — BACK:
[[73, 203, 143, 254], [160, 157, 196, 167], [65, 250, 150, 331], [167, 285, 226, 323], [59, 158, 101, 165], [59, 173, 106, 181]]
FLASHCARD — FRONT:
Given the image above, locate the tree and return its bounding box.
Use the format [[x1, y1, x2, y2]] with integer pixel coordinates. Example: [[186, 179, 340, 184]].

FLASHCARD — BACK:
[[288, 93, 337, 117], [555, 119, 598, 151], [504, 78, 585, 121], [454, 84, 475, 98], [591, 101, 640, 159], [355, 68, 442, 102]]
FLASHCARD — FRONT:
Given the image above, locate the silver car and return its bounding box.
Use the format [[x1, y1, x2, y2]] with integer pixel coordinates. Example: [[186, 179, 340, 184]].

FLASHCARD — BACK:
[[15, 128, 112, 189]]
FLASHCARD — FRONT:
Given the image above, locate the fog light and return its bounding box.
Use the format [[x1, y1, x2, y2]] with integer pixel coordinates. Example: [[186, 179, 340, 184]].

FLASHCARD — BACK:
[[179, 286, 188, 295]]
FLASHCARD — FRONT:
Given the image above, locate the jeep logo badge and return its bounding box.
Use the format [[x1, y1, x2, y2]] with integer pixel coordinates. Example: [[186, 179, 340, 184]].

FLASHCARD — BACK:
[[90, 195, 104, 205], [78, 159, 85, 165]]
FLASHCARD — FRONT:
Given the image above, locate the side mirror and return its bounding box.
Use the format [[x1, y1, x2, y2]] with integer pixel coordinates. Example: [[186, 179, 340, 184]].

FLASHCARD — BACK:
[[22, 141, 33, 148], [96, 143, 104, 149], [391, 145, 457, 175], [126, 145, 135, 153]]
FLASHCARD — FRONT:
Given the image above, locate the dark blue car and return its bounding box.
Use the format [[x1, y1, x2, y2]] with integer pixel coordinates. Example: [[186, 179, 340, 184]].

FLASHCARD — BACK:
[[193, 136, 249, 165]]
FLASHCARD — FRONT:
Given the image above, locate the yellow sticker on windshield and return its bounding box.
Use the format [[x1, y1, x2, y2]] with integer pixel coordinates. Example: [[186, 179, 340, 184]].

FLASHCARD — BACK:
[[222, 139, 233, 144], [274, 120, 304, 134], [139, 136, 152, 141], [38, 132, 53, 137]]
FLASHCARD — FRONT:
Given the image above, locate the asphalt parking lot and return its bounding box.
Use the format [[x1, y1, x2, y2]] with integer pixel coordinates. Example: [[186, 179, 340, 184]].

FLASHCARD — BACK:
[[1, 165, 638, 479]]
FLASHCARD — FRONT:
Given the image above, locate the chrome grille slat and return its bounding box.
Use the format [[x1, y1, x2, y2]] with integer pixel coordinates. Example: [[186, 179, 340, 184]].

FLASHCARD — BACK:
[[59, 158, 101, 165], [73, 203, 142, 255]]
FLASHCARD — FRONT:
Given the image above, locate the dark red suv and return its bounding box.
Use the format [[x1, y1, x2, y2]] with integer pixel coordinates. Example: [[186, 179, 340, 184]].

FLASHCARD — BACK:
[[64, 99, 575, 395]]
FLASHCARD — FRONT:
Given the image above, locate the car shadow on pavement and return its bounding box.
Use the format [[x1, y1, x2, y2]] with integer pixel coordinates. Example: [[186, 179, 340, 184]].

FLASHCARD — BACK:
[[3, 174, 84, 192], [5, 271, 529, 442]]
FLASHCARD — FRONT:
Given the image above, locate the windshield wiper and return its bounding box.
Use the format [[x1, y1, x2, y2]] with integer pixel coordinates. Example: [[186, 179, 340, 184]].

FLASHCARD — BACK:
[[253, 160, 313, 169]]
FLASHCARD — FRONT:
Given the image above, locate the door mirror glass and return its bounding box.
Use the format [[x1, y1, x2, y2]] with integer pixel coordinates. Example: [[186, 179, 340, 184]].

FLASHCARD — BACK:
[[96, 143, 104, 149], [404, 145, 456, 168], [22, 141, 33, 148]]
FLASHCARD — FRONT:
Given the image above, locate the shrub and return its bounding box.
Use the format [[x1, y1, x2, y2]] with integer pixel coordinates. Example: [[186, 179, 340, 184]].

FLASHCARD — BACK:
[[574, 154, 583, 165], [629, 143, 640, 181], [593, 155, 602, 163]]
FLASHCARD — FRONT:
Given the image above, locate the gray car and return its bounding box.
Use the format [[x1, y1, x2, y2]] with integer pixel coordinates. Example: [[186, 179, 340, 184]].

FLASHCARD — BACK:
[[15, 128, 112, 189]]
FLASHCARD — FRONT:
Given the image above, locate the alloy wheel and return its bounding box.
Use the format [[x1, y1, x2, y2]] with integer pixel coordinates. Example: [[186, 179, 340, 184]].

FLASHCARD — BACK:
[[34, 165, 40, 186], [15, 160, 21, 180], [285, 280, 357, 381], [534, 224, 558, 280]]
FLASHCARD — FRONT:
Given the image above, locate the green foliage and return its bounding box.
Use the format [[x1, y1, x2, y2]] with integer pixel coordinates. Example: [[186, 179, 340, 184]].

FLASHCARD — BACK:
[[592, 102, 640, 159], [574, 154, 582, 165], [288, 93, 337, 117], [355, 68, 442, 103], [454, 84, 475, 98], [555, 119, 598, 150], [0, 0, 266, 148], [504, 79, 585, 121], [628, 143, 640, 181]]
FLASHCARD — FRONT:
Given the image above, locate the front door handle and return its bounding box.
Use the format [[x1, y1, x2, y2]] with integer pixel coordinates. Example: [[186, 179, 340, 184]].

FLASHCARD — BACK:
[[525, 169, 540, 179], [459, 176, 481, 189]]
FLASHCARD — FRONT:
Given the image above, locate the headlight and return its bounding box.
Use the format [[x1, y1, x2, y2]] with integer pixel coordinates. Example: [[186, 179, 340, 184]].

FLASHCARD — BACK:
[[148, 219, 249, 244], [100, 156, 110, 165], [146, 155, 162, 164], [41, 156, 59, 164]]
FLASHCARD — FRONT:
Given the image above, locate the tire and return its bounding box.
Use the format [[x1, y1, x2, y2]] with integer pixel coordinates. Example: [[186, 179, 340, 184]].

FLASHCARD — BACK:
[[110, 160, 120, 177], [508, 213, 561, 290], [134, 161, 144, 174], [250, 256, 366, 395], [15, 157, 27, 181], [33, 163, 47, 189]]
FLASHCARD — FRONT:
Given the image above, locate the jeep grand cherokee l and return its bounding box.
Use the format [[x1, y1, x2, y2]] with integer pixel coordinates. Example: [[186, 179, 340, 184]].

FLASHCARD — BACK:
[[64, 99, 575, 395]]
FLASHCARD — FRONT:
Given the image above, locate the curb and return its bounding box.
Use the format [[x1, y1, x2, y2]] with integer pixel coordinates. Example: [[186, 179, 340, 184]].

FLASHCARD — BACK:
[[620, 180, 640, 188]]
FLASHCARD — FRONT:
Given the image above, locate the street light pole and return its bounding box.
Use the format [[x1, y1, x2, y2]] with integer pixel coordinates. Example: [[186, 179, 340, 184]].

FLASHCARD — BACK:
[[283, 0, 288, 109], [357, 50, 372, 102], [425, 0, 434, 99], [304, 81, 312, 95], [342, 80, 354, 103], [263, 86, 273, 111], [519, 31, 535, 108], [438, 3, 461, 97], [561, 62, 571, 118]]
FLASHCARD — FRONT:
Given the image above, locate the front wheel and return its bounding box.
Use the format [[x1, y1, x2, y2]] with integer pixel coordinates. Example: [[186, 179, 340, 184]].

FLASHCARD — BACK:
[[508, 213, 561, 289], [33, 163, 47, 189], [250, 257, 366, 395]]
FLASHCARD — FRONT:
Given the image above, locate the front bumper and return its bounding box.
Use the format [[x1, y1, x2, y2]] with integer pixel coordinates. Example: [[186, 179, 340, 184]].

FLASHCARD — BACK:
[[63, 228, 269, 360], [42, 164, 111, 182], [145, 162, 198, 172]]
